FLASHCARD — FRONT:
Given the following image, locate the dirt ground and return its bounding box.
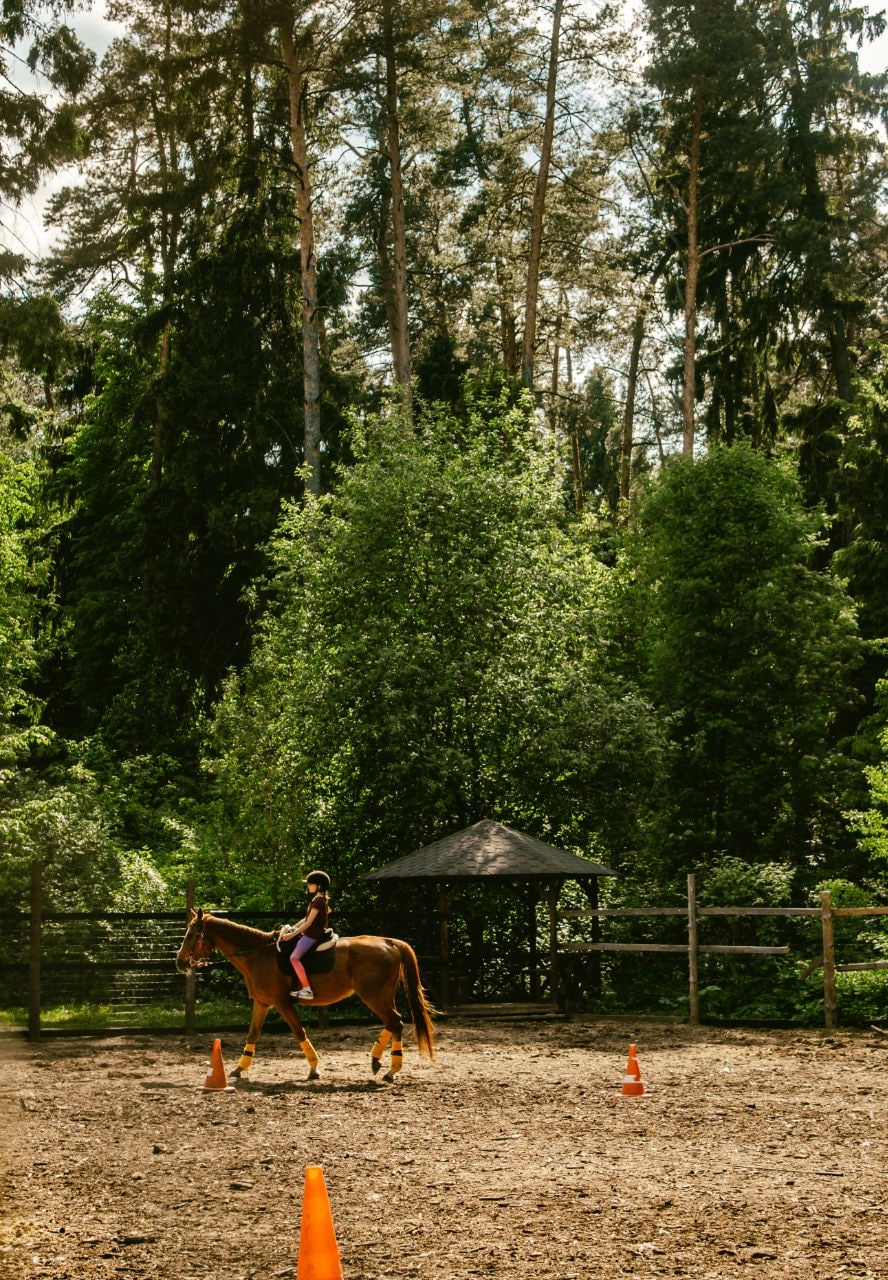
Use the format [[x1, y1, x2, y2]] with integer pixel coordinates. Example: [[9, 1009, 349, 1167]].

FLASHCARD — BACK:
[[1, 1016, 886, 1280]]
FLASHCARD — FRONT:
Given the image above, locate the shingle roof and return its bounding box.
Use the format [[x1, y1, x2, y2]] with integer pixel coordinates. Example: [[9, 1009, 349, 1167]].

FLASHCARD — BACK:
[[362, 819, 618, 881]]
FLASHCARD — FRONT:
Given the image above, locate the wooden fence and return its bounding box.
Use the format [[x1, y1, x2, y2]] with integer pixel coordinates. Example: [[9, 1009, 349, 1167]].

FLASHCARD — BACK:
[[7, 868, 288, 1039], [4, 865, 887, 1036], [560, 873, 888, 1027]]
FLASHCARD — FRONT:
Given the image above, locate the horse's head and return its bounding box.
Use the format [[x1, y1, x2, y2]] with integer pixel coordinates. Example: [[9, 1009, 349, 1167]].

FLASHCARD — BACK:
[[175, 907, 214, 974]]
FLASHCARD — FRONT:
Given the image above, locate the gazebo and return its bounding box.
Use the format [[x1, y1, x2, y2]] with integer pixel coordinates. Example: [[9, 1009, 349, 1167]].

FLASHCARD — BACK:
[[363, 819, 617, 1009]]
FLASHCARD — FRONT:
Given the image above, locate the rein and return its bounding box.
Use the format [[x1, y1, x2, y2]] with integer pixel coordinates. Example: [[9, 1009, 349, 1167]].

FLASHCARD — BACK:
[[193, 917, 277, 960]]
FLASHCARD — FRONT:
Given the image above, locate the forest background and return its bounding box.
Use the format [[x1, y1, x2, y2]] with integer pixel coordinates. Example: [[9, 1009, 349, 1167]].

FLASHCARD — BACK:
[[1, 0, 887, 1022]]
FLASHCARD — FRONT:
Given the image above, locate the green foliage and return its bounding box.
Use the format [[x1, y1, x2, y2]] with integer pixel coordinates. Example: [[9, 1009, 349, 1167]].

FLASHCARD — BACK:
[[0, 741, 172, 912], [0, 450, 43, 746], [0, 3, 93, 230], [205, 386, 664, 906], [619, 443, 864, 884]]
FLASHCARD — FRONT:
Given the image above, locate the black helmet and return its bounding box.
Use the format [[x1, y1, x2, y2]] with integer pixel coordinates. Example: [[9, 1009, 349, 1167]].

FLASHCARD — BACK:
[[306, 870, 330, 892]]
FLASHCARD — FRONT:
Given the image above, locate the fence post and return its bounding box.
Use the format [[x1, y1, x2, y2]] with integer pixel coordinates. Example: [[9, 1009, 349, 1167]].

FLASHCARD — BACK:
[[687, 872, 699, 1026], [184, 878, 196, 1035], [821, 890, 837, 1029], [438, 884, 451, 1008], [28, 860, 43, 1041], [547, 881, 562, 1009]]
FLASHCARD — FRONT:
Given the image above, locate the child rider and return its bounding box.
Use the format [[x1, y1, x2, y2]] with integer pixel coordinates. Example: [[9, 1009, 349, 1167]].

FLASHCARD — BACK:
[[288, 871, 331, 1000]]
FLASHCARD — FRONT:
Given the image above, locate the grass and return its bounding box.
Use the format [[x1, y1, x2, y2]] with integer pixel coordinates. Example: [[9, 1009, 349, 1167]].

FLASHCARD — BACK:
[[0, 993, 378, 1032]]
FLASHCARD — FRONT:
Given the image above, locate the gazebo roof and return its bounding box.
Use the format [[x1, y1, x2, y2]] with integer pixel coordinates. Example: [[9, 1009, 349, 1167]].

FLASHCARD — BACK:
[[362, 819, 618, 882]]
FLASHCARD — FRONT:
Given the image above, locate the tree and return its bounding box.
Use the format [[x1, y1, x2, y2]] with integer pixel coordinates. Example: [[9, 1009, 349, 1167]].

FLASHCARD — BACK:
[[641, 0, 777, 455], [766, 0, 887, 500], [521, 0, 563, 391], [0, 1, 93, 279], [621, 443, 864, 885], [0, 448, 43, 753], [832, 348, 888, 728], [206, 379, 663, 905], [279, 6, 322, 492]]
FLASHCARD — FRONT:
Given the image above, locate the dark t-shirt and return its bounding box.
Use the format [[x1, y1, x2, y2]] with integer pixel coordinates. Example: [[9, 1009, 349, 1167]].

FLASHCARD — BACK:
[[304, 893, 329, 940]]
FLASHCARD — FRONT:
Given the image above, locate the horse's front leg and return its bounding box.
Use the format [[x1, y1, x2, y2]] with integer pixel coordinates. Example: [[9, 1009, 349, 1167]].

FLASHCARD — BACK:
[[231, 1000, 270, 1080], [279, 1001, 320, 1081]]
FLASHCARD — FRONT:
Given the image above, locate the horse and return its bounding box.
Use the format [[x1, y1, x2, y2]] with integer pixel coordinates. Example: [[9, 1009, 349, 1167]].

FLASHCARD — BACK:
[[175, 908, 436, 1082]]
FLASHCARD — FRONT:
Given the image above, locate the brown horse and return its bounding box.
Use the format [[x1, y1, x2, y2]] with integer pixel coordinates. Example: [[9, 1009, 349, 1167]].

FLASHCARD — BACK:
[[175, 909, 436, 1081]]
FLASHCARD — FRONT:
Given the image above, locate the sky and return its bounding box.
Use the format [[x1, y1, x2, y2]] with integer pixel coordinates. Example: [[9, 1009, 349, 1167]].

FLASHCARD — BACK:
[[4, 1, 887, 267]]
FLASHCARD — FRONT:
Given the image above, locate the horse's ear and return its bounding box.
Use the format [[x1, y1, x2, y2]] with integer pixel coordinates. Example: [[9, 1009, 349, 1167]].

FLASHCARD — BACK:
[[196, 907, 204, 923]]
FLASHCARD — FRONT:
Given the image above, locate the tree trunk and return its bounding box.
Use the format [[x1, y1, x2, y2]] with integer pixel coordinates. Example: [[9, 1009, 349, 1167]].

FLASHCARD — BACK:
[[381, 0, 412, 411], [682, 75, 703, 457], [280, 19, 322, 497], [149, 1, 179, 492], [620, 305, 646, 502], [496, 257, 519, 375], [521, 0, 563, 392]]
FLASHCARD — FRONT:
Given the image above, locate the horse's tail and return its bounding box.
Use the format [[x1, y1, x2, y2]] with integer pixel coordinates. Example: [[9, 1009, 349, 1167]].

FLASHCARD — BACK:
[[395, 940, 437, 1060]]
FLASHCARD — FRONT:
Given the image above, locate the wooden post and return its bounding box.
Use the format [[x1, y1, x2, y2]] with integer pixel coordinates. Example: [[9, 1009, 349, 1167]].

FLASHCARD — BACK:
[[438, 883, 451, 1009], [28, 860, 42, 1041], [184, 877, 196, 1036], [586, 877, 602, 996], [821, 890, 837, 1029], [546, 880, 562, 1009], [528, 883, 540, 999], [687, 873, 699, 1026]]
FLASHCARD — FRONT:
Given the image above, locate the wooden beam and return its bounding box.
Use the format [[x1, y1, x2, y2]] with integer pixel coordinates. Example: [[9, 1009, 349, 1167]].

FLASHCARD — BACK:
[[546, 880, 562, 1009], [28, 860, 42, 1041], [438, 883, 452, 1009], [184, 878, 196, 1035], [688, 872, 699, 1026], [821, 891, 837, 1030]]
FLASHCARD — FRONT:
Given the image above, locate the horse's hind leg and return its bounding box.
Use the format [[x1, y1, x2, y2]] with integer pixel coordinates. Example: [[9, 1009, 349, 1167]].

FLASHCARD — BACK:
[[366, 1002, 403, 1081], [370, 1028, 392, 1076], [231, 1000, 270, 1080]]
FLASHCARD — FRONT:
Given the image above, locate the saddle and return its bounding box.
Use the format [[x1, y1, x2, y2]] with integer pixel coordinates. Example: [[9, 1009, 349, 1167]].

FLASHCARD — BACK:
[[274, 928, 339, 977]]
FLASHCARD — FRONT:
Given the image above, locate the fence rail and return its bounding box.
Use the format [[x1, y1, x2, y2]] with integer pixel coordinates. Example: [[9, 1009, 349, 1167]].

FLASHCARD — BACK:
[[5, 864, 886, 1036], [559, 874, 888, 1027]]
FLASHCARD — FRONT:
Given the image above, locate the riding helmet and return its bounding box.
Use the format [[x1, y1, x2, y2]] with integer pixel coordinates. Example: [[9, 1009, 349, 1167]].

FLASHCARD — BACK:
[[306, 870, 331, 892]]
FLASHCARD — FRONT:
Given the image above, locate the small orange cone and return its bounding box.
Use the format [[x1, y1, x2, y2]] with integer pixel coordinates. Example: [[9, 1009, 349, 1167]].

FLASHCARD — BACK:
[[297, 1166, 343, 1280], [201, 1038, 235, 1092], [620, 1043, 646, 1097]]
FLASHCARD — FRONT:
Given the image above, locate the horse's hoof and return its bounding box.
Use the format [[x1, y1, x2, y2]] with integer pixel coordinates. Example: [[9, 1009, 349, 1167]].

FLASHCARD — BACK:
[[308, 1069, 320, 1082], [382, 1072, 395, 1083], [371, 1057, 381, 1075]]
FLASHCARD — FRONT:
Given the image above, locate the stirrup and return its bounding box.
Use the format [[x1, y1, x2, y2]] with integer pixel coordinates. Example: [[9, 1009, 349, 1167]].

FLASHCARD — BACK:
[[293, 986, 314, 1000]]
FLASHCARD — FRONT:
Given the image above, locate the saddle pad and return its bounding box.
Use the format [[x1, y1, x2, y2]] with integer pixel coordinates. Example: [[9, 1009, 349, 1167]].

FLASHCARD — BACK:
[[275, 930, 338, 977]]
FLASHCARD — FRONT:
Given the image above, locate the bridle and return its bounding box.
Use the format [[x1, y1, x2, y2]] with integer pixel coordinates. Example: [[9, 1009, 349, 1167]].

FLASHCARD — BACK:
[[177, 913, 214, 972], [177, 909, 278, 973]]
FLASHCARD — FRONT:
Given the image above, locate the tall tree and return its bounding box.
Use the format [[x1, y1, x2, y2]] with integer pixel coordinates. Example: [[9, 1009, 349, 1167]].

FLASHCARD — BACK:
[[521, 0, 563, 391], [0, 1, 93, 278], [621, 444, 864, 882], [207, 384, 663, 901], [41, 0, 320, 753], [279, 9, 322, 492]]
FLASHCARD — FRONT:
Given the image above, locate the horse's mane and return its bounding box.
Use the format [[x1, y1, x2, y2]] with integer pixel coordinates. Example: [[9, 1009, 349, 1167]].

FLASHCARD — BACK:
[[203, 913, 275, 941]]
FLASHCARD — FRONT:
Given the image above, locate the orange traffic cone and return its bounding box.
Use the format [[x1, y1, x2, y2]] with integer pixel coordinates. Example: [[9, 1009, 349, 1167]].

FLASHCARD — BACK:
[[201, 1038, 235, 1092], [297, 1166, 343, 1280], [620, 1043, 646, 1097]]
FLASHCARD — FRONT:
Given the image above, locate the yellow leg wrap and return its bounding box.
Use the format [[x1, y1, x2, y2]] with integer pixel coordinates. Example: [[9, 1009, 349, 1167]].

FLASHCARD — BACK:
[[238, 1043, 256, 1072], [300, 1037, 319, 1071], [389, 1038, 404, 1075], [371, 1029, 392, 1065]]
